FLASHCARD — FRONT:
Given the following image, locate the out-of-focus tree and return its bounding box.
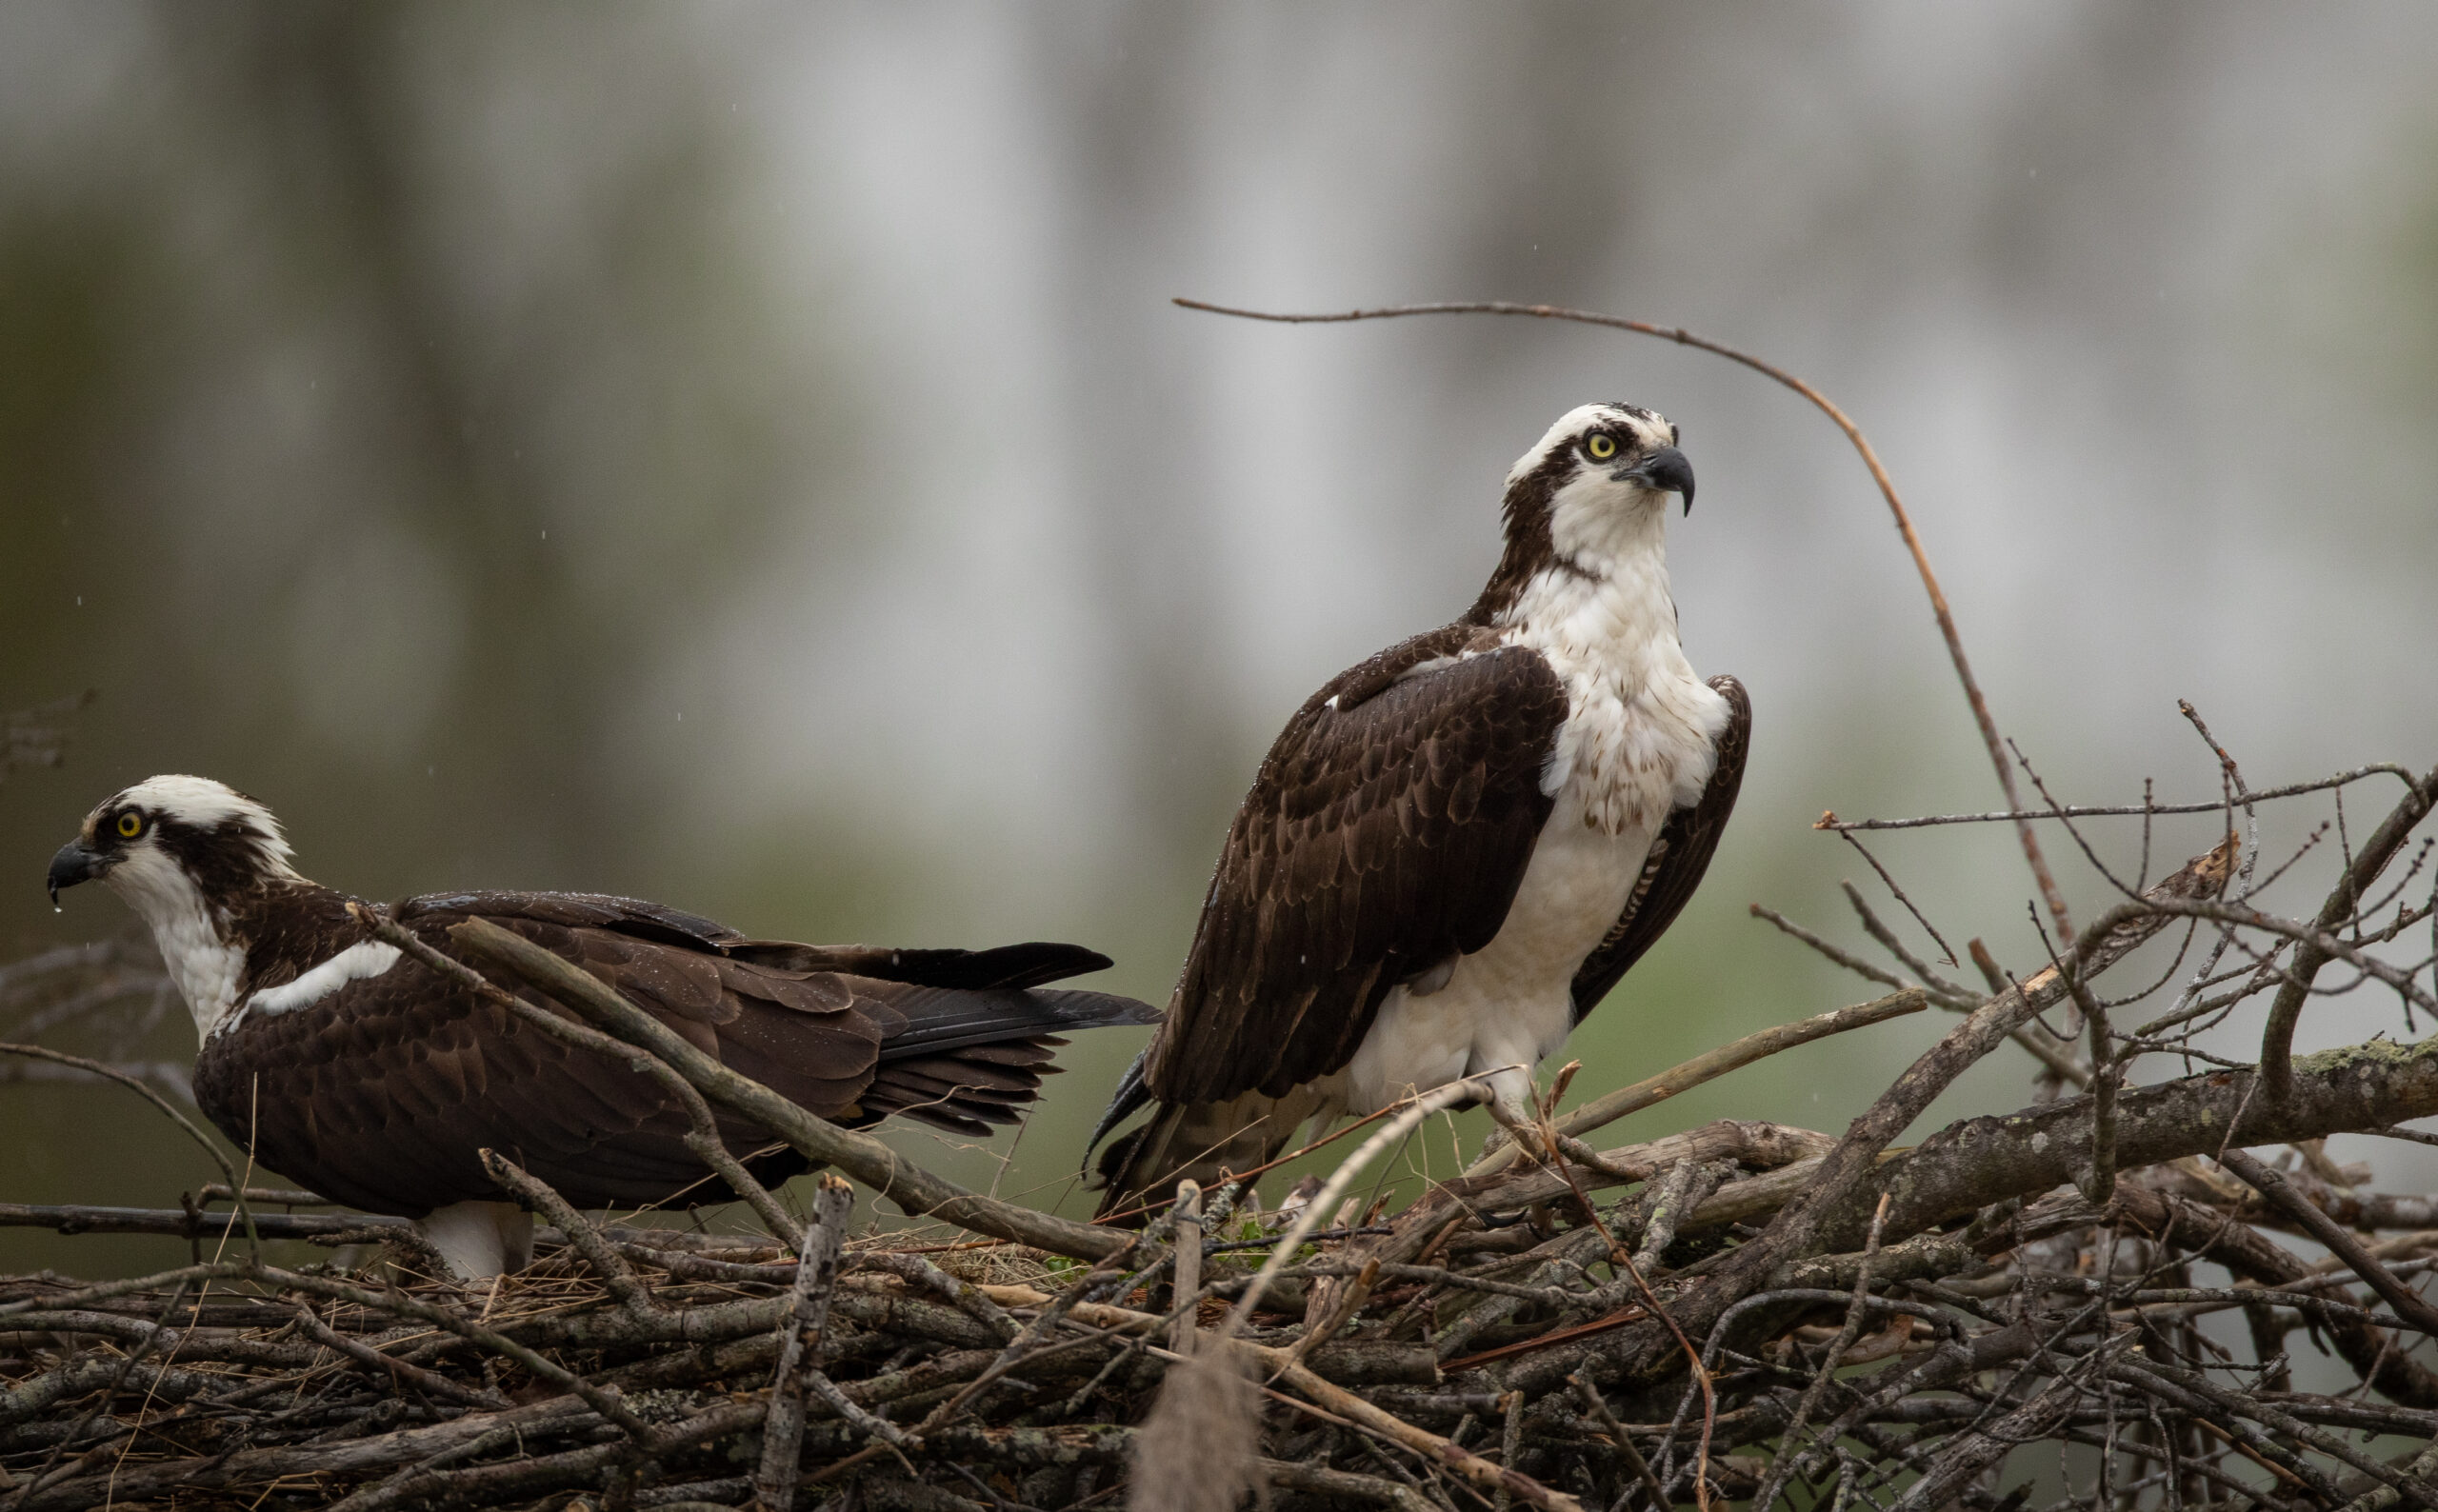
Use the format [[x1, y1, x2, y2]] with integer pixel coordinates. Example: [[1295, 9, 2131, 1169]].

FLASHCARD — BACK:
[[0, 3, 846, 896]]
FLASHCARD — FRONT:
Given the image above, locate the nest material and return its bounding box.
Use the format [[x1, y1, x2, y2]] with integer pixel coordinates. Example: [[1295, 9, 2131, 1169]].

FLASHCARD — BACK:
[[8, 1127, 2438, 1512]]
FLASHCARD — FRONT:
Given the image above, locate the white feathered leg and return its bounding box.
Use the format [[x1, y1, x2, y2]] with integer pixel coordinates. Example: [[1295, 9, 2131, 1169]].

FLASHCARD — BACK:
[[414, 1201, 535, 1281]]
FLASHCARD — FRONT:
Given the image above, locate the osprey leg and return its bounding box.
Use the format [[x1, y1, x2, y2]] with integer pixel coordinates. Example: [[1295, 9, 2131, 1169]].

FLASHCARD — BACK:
[[414, 1201, 535, 1281]]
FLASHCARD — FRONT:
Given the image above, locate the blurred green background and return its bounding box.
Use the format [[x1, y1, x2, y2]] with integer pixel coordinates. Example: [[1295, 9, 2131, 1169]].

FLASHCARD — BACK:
[[5, 3, 2438, 1278]]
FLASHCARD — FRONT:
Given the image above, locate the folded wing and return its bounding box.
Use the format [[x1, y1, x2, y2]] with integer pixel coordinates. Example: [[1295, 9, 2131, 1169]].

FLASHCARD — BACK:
[[1090, 628, 1569, 1182], [194, 890, 1153, 1217]]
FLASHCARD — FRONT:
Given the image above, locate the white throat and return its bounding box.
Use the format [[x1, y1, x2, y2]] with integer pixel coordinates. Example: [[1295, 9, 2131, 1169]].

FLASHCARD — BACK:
[[105, 849, 246, 1043], [1543, 470, 1671, 574]]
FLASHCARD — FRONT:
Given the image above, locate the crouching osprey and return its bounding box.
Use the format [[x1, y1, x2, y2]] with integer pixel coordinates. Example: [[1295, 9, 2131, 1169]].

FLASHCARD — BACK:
[[1092, 402, 1749, 1220], [47, 777, 1156, 1277]]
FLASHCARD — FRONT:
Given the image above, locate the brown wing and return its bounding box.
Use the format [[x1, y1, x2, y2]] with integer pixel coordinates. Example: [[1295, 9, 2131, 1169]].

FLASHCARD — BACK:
[[1139, 625, 1570, 1108], [192, 891, 1153, 1217], [1567, 673, 1750, 1023]]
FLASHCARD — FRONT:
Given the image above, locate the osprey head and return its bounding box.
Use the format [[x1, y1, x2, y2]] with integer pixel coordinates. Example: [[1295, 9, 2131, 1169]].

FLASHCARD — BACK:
[[50, 777, 309, 1040], [49, 775, 301, 913], [1498, 402, 1693, 565]]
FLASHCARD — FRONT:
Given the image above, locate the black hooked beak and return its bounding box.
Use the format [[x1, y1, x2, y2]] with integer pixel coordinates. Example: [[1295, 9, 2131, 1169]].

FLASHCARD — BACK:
[[47, 842, 110, 907], [1621, 445, 1696, 514]]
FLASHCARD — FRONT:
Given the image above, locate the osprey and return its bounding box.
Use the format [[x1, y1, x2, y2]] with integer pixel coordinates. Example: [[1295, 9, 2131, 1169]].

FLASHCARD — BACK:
[[1093, 403, 1749, 1219], [47, 776, 1156, 1276]]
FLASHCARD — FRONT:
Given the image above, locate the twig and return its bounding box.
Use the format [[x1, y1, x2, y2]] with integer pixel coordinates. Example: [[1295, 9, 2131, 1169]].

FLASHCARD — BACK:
[[1496, 1388, 1525, 1512], [756, 1175, 856, 1512], [1169, 1181, 1202, 1356], [1472, 989, 1923, 1180], [1571, 1373, 1668, 1510], [1234, 1076, 1493, 1358], [291, 1304, 506, 1409], [1967, 940, 2091, 1088], [1747, 905, 1915, 994], [1815, 765, 2422, 829], [0, 1043, 259, 1260], [1752, 1194, 1891, 1511], [1842, 883, 1974, 1002], [2259, 766, 2438, 1097], [2026, 911, 2119, 1204], [477, 1149, 657, 1317], [2179, 699, 2261, 889], [1630, 1159, 1714, 1277], [2215, 1149, 2438, 1338], [1260, 1458, 1437, 1512], [1841, 834, 1959, 966], [0, 1202, 391, 1241]]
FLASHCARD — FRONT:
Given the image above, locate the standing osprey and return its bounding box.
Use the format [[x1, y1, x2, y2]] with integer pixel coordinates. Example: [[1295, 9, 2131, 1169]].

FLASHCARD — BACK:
[[1093, 403, 1749, 1219], [47, 777, 1155, 1276]]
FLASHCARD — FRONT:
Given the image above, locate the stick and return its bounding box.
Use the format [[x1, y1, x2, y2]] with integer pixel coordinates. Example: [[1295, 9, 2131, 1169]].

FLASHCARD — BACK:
[[0, 1203, 394, 1241], [1169, 1181, 1202, 1356], [2260, 766, 2438, 1098], [1752, 1194, 1891, 1511], [1816, 764, 2422, 829], [1572, 1373, 1669, 1510], [755, 1175, 854, 1512], [290, 1305, 505, 1410], [2216, 1149, 2438, 1339], [1467, 989, 1925, 1179]]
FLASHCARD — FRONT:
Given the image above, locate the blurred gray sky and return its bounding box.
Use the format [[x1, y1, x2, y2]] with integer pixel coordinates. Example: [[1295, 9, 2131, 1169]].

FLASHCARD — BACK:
[[4, 3, 2436, 1275]]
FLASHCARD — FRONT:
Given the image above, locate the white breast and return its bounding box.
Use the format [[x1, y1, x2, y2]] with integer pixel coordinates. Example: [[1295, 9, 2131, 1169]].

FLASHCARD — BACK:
[[1506, 560, 1730, 836], [1345, 790, 1654, 1118]]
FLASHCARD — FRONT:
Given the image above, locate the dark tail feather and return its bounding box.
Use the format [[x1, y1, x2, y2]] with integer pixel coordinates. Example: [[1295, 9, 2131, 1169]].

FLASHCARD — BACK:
[[841, 983, 1155, 1138], [725, 939, 1117, 990], [873, 985, 1156, 1059], [856, 1040, 1062, 1135], [892, 941, 1116, 990]]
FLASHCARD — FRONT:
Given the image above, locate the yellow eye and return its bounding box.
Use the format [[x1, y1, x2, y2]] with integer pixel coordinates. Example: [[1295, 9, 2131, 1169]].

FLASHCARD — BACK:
[[115, 811, 143, 839], [1586, 433, 1618, 461]]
